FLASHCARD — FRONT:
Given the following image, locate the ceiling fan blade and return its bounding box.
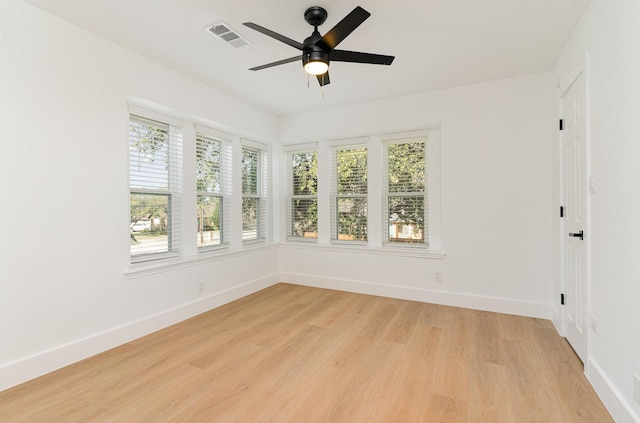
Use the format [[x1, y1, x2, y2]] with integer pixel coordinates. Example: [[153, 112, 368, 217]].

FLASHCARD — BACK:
[[249, 56, 300, 71], [331, 49, 395, 65], [243, 22, 304, 50], [316, 71, 330, 86], [316, 6, 370, 50]]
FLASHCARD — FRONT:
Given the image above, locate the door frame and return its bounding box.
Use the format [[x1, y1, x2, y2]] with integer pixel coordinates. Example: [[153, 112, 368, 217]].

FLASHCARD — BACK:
[[557, 57, 592, 373]]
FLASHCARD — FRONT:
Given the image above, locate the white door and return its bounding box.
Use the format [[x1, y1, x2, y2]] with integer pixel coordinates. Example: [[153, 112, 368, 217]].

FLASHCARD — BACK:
[[560, 72, 588, 364]]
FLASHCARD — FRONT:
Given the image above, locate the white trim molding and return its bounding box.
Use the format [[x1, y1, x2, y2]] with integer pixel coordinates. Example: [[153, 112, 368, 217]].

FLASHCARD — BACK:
[[588, 358, 639, 423], [280, 240, 446, 260], [125, 243, 279, 279], [279, 272, 552, 320], [0, 273, 279, 392]]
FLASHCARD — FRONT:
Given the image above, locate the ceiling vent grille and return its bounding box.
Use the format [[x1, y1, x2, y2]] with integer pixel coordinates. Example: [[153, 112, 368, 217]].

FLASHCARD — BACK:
[[205, 22, 251, 48]]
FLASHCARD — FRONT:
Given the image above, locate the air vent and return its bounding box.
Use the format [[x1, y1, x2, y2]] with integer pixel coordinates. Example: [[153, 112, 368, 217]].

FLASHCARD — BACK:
[[205, 22, 251, 48]]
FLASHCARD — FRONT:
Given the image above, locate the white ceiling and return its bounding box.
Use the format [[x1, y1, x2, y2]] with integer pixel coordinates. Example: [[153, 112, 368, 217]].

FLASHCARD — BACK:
[[23, 0, 590, 116]]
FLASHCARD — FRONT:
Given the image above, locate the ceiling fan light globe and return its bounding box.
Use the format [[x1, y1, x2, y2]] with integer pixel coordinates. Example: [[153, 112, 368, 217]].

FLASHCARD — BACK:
[[304, 60, 329, 75]]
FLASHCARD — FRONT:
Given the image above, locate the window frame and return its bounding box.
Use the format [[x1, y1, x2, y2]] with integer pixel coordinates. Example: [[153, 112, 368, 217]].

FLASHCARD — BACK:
[[330, 143, 369, 244], [285, 145, 318, 241], [241, 140, 269, 244], [382, 133, 428, 248], [279, 129, 441, 255], [195, 126, 232, 253], [128, 112, 183, 263], [124, 101, 283, 277]]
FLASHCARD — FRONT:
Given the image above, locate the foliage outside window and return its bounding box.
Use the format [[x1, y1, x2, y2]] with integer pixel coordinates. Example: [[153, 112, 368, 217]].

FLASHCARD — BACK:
[[289, 151, 318, 239], [384, 139, 426, 245], [129, 115, 182, 261], [196, 133, 227, 251], [242, 144, 267, 242], [333, 146, 368, 242]]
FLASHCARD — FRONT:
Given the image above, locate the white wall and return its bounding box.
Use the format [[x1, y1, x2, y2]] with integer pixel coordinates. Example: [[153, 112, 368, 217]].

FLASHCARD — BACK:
[[279, 73, 554, 318], [553, 0, 640, 420], [0, 0, 279, 390], [4, 0, 637, 419]]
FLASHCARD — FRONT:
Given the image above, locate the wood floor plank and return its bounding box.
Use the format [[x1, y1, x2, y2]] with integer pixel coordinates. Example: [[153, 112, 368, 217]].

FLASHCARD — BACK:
[[0, 283, 613, 422]]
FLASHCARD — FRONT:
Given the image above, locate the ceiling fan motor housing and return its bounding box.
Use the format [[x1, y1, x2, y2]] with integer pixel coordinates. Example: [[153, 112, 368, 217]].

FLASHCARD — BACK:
[[303, 31, 329, 69], [303, 49, 329, 70]]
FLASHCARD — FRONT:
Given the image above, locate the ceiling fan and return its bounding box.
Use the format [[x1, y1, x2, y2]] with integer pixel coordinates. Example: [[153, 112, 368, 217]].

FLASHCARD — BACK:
[[243, 6, 395, 86]]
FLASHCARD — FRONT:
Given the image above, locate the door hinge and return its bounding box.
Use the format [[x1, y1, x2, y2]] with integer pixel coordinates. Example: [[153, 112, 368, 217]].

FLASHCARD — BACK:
[[561, 293, 565, 305], [560, 206, 564, 218], [559, 119, 564, 130]]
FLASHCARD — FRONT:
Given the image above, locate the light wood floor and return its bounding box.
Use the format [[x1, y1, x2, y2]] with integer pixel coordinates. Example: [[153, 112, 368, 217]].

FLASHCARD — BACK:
[[0, 283, 612, 422]]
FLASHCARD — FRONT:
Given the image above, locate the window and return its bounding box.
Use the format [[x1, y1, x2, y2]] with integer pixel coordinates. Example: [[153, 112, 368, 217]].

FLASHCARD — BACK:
[[331, 145, 368, 242], [383, 137, 427, 245], [287, 149, 318, 240], [125, 102, 285, 274], [280, 130, 439, 252], [129, 114, 182, 261], [242, 141, 268, 243], [196, 128, 231, 251]]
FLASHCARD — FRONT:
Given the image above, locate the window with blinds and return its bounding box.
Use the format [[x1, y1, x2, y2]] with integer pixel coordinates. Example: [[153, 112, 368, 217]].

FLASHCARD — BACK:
[[242, 142, 268, 243], [129, 114, 182, 261], [383, 137, 427, 245], [331, 146, 368, 242], [196, 129, 231, 251], [287, 150, 318, 240]]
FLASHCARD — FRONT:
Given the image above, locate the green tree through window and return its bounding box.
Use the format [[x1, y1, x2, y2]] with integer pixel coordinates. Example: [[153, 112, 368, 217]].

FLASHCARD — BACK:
[[129, 115, 182, 259], [334, 147, 368, 241], [290, 151, 318, 238], [386, 140, 426, 244], [196, 133, 224, 249]]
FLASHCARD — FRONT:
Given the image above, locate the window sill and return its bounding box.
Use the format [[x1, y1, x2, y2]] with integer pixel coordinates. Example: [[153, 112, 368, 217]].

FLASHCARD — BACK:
[[124, 243, 278, 279], [280, 241, 446, 259], [124, 241, 445, 280], [286, 236, 318, 243]]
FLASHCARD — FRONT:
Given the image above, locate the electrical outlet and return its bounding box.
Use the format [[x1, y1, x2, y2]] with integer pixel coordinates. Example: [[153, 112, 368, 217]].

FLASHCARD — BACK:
[[634, 374, 640, 405], [435, 272, 443, 283], [197, 282, 205, 294]]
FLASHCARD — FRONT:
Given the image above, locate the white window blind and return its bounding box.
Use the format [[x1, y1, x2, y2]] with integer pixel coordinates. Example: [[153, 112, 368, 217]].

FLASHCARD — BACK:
[[286, 150, 318, 240], [382, 136, 427, 246], [242, 141, 268, 243], [129, 114, 183, 261], [330, 146, 368, 242], [196, 129, 231, 251]]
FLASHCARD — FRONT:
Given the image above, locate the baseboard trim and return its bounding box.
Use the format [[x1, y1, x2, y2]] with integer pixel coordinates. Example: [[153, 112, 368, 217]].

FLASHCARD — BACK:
[[279, 272, 552, 319], [0, 274, 278, 392], [588, 358, 639, 423]]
